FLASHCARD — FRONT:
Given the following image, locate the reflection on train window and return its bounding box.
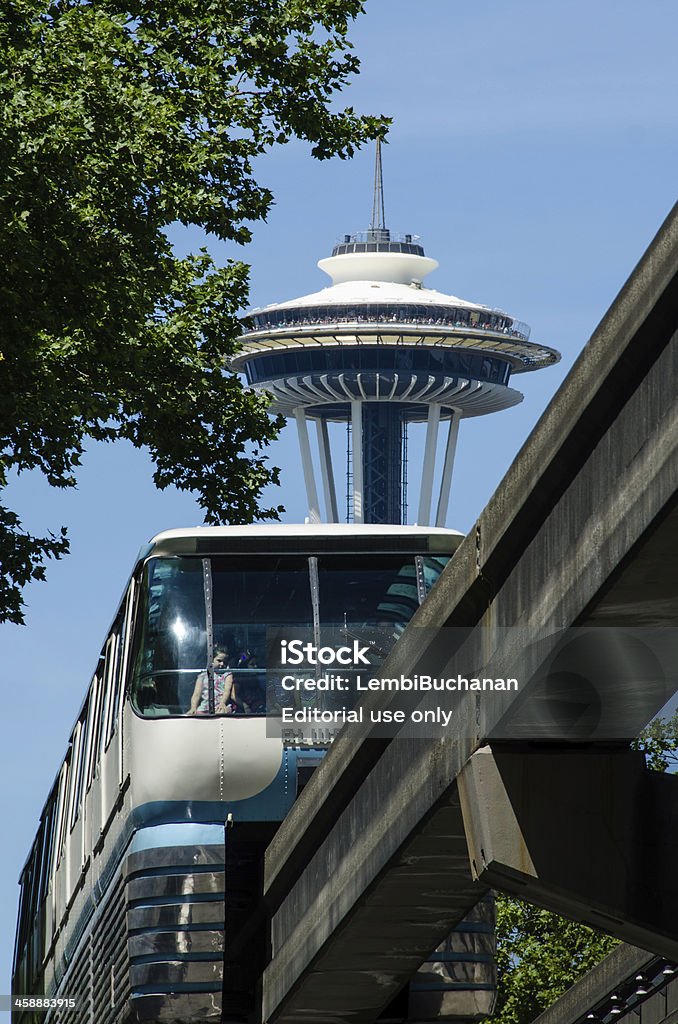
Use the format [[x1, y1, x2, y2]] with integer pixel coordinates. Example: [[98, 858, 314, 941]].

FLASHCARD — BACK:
[[316, 554, 449, 626], [129, 553, 449, 717], [130, 557, 207, 716]]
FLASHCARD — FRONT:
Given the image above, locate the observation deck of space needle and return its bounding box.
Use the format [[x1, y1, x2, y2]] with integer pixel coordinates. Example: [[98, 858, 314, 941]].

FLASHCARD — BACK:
[[232, 141, 560, 526]]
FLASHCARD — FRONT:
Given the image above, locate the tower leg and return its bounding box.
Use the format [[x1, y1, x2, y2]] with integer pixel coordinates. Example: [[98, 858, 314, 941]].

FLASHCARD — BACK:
[[316, 419, 339, 523], [418, 404, 441, 526], [435, 411, 461, 527], [294, 408, 320, 523]]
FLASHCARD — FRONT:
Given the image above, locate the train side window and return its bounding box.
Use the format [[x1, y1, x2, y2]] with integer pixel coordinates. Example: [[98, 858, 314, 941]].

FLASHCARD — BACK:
[[86, 675, 102, 790], [12, 878, 26, 978], [27, 851, 39, 980], [27, 827, 46, 980], [102, 582, 134, 746], [35, 795, 55, 910], [13, 858, 33, 979], [73, 707, 91, 826], [15, 773, 66, 985], [102, 632, 119, 751], [80, 683, 97, 795], [114, 580, 135, 722], [110, 646, 125, 739], [51, 760, 69, 873], [67, 722, 83, 832]]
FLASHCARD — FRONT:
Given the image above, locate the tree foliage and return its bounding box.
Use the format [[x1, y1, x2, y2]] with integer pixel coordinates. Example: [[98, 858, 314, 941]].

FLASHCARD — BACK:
[[495, 899, 617, 1024], [632, 709, 678, 772], [0, 0, 387, 622], [493, 712, 678, 1024]]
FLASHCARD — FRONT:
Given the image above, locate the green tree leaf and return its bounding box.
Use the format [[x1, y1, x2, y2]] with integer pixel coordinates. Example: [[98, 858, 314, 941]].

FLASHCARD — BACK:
[[0, 0, 389, 623]]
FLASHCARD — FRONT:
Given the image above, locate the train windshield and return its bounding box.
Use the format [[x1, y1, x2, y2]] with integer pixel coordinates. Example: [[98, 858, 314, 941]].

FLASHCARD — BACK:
[[130, 552, 449, 717]]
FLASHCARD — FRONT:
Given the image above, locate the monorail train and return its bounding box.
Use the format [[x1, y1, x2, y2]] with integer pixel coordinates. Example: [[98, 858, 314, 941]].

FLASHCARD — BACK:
[[12, 524, 498, 1024]]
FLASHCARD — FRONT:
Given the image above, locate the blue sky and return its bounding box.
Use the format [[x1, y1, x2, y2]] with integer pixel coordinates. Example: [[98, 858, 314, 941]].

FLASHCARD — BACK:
[[2, 0, 678, 1000]]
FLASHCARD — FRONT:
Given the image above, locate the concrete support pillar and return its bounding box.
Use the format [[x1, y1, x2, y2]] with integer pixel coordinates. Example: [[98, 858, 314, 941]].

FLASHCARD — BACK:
[[294, 408, 320, 523], [458, 745, 678, 960]]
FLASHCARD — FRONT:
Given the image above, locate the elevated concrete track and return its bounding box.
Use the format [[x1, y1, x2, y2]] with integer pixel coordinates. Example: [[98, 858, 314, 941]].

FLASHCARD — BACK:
[[262, 202, 678, 1024]]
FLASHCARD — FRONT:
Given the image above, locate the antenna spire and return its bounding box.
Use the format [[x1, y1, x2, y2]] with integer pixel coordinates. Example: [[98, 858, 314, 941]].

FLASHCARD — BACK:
[[368, 139, 389, 242]]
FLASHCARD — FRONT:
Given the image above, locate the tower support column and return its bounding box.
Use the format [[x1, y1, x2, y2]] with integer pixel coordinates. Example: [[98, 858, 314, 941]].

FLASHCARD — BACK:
[[435, 410, 461, 527], [316, 419, 338, 523], [418, 404, 441, 526], [294, 408, 320, 523]]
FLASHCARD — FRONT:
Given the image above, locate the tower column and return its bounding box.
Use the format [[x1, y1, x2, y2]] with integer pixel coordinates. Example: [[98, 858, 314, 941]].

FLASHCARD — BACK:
[[418, 404, 441, 526], [362, 404, 404, 524], [316, 419, 339, 523], [435, 410, 461, 527], [294, 408, 320, 523]]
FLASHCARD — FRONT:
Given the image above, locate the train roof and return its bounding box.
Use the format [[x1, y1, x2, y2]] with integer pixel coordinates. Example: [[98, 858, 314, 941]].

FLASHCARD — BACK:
[[139, 523, 464, 561]]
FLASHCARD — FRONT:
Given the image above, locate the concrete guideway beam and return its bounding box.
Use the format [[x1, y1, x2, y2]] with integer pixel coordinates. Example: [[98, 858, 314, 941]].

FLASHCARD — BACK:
[[262, 206, 678, 1023], [458, 746, 678, 961], [266, 200, 678, 906], [264, 777, 488, 1024]]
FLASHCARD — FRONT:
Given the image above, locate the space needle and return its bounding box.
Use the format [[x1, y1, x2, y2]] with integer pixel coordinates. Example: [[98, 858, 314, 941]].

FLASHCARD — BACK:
[[232, 142, 560, 525]]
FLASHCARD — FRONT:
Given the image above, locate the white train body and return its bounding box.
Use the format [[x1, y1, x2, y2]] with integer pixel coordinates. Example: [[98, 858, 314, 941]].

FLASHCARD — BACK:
[[12, 525, 462, 1024]]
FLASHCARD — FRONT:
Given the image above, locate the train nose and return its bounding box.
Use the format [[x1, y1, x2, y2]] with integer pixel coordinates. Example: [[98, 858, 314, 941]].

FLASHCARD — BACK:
[[127, 715, 283, 805]]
